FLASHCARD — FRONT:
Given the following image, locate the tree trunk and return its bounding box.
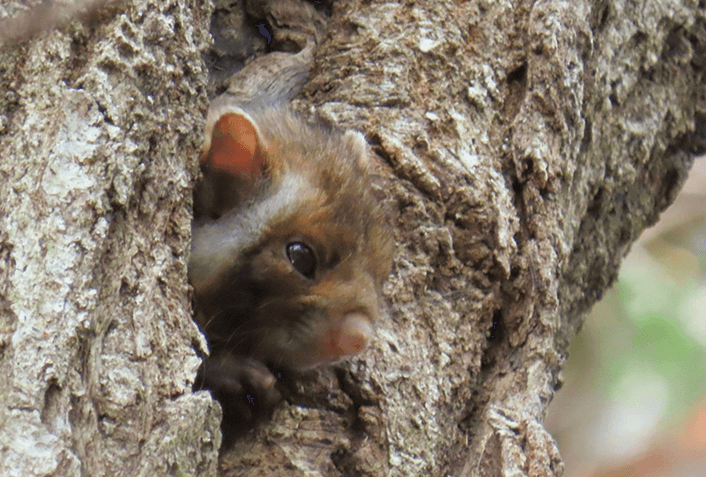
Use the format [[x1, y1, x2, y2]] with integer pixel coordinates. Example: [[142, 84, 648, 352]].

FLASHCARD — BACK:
[[1, 0, 704, 477], [0, 0, 219, 475]]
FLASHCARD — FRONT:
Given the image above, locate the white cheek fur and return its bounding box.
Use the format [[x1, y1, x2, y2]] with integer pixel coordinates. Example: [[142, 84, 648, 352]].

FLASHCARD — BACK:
[[189, 173, 311, 293]]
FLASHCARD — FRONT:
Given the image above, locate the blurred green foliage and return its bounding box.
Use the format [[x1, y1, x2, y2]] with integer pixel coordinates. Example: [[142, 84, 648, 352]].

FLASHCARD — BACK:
[[546, 162, 706, 476]]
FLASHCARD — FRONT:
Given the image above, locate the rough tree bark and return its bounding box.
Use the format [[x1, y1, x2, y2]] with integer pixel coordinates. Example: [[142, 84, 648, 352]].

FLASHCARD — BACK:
[[1, 1, 704, 477], [0, 0, 219, 475]]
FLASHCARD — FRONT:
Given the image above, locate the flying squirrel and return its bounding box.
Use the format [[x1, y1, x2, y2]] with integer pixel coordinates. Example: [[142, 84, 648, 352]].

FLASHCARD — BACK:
[[188, 46, 394, 424]]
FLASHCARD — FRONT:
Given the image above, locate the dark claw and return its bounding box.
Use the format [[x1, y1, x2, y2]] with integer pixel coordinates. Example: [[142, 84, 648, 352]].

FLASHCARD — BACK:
[[196, 353, 283, 440]]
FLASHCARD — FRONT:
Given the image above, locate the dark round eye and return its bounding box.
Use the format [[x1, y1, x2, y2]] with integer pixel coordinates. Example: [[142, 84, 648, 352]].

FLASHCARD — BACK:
[[286, 242, 316, 279]]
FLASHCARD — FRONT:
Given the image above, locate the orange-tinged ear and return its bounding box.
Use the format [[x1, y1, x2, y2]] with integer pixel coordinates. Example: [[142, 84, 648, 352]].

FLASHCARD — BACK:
[[194, 104, 270, 219], [202, 112, 264, 180]]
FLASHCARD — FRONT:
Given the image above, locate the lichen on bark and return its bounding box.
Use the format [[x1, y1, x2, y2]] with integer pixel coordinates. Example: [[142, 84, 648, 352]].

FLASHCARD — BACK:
[[0, 0, 219, 476], [0, 0, 704, 476]]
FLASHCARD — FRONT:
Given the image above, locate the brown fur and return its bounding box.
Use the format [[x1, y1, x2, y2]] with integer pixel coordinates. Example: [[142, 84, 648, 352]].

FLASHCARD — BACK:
[[189, 100, 392, 425]]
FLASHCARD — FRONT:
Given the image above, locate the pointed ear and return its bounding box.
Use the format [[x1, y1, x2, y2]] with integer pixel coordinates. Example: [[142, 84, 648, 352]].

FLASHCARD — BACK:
[[343, 130, 370, 167], [201, 108, 265, 182], [195, 104, 269, 219]]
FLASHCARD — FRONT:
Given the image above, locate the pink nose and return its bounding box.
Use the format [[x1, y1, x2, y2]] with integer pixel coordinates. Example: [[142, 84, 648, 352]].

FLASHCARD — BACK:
[[324, 313, 374, 359]]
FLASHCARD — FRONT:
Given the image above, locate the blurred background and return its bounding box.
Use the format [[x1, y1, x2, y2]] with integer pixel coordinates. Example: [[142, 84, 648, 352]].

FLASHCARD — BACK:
[[546, 155, 706, 477]]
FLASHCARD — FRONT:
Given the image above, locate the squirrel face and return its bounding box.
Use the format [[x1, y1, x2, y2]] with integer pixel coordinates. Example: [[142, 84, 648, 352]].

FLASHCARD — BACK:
[[189, 99, 393, 370]]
